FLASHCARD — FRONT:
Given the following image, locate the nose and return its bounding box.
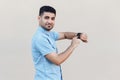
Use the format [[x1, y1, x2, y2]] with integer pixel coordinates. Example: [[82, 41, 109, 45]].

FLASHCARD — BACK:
[[48, 19, 52, 23], [48, 18, 54, 24]]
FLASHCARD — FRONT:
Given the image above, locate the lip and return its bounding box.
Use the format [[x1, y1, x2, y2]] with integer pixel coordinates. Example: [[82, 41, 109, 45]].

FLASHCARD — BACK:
[[46, 24, 52, 27], [48, 26, 51, 28]]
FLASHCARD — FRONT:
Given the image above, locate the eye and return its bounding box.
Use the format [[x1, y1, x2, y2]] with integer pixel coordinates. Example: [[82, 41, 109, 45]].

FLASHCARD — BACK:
[[44, 16, 49, 19], [51, 17, 55, 21]]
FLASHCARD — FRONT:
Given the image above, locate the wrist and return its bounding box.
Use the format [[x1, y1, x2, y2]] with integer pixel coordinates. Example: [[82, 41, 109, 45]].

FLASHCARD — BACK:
[[76, 33, 82, 39]]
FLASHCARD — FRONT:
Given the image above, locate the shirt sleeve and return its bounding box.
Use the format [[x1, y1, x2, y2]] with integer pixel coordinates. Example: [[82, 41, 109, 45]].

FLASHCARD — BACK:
[[35, 37, 56, 56], [51, 31, 59, 41]]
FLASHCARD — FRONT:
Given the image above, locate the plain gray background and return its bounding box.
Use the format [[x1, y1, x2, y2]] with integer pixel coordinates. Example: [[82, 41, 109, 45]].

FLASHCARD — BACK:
[[0, 0, 120, 80]]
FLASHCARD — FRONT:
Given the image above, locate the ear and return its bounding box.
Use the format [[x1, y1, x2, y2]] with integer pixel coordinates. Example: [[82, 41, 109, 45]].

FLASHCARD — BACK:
[[38, 16, 41, 20]]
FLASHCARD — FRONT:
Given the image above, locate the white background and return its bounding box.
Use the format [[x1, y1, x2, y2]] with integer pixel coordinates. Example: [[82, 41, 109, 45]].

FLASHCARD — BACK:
[[0, 0, 120, 80]]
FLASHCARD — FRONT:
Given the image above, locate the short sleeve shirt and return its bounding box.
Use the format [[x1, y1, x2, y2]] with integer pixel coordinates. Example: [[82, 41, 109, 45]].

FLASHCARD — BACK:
[[32, 26, 62, 80]]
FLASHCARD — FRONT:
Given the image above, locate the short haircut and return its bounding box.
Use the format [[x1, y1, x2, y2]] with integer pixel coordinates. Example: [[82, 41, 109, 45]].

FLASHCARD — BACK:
[[39, 6, 56, 16]]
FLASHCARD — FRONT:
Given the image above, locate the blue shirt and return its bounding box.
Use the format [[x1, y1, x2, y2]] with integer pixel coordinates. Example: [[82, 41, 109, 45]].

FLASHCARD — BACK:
[[32, 26, 62, 80]]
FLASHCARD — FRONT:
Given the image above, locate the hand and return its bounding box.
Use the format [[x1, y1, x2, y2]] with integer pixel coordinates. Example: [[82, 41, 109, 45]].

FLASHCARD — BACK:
[[80, 33, 88, 43]]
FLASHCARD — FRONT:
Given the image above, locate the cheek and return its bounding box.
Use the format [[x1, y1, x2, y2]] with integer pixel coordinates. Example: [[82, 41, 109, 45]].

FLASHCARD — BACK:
[[41, 19, 46, 24], [52, 21, 55, 24]]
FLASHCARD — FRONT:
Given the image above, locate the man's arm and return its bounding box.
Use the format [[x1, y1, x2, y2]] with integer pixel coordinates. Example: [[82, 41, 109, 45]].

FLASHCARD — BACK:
[[58, 32, 88, 42], [58, 32, 76, 40], [45, 37, 80, 65]]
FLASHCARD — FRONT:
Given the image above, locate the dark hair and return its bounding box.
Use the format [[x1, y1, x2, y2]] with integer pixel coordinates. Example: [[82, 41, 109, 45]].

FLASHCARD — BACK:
[[39, 6, 56, 16]]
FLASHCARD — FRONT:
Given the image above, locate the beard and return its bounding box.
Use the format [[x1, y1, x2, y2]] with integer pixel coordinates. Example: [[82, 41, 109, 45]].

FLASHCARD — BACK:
[[41, 25, 53, 31], [39, 21, 54, 31]]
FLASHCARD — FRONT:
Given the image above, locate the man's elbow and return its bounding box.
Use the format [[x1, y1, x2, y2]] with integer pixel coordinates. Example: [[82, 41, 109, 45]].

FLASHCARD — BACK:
[[45, 53, 63, 66], [54, 60, 62, 66]]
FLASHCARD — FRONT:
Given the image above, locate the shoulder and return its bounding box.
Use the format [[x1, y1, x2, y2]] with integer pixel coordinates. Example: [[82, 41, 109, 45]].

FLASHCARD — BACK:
[[32, 31, 45, 43], [50, 31, 59, 40]]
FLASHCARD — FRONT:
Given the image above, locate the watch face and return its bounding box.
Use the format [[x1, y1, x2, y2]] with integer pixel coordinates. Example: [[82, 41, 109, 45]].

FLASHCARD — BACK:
[[77, 33, 81, 39]]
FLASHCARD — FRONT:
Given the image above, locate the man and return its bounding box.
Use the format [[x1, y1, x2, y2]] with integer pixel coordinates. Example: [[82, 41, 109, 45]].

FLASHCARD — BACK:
[[32, 5, 88, 80]]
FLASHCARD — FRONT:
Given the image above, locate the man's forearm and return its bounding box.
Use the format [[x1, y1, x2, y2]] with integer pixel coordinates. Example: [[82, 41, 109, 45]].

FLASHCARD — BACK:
[[45, 37, 81, 65], [64, 32, 77, 39], [45, 44, 76, 66], [56, 44, 76, 65]]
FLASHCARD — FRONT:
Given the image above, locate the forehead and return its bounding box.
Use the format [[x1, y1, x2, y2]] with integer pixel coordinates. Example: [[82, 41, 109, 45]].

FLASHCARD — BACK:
[[42, 12, 56, 17]]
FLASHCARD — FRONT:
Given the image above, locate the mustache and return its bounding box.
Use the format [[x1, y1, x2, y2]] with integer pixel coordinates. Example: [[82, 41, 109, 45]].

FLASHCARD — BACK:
[[46, 23, 52, 25]]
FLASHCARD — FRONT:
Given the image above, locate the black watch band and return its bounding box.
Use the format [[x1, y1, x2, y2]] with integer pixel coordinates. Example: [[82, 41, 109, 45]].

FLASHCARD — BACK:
[[77, 33, 82, 39]]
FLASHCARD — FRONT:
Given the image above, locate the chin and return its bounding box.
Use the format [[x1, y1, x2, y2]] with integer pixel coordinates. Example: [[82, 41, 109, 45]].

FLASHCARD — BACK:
[[48, 28, 53, 31], [47, 26, 53, 30], [45, 28, 52, 31]]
